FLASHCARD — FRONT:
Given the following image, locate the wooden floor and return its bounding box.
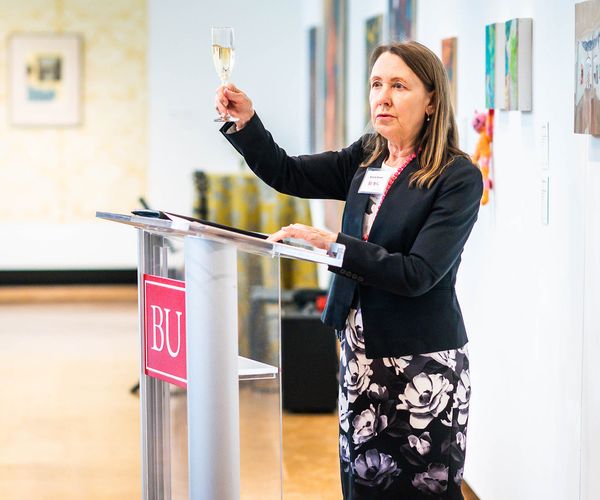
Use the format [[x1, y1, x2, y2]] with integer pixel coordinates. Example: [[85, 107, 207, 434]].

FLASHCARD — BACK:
[[0, 289, 479, 499]]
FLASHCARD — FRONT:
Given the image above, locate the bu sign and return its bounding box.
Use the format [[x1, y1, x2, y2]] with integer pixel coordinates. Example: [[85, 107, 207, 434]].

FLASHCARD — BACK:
[[143, 274, 187, 388]]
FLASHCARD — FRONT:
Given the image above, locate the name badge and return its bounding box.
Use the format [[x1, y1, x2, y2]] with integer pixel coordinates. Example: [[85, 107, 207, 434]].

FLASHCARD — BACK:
[[358, 168, 392, 195]]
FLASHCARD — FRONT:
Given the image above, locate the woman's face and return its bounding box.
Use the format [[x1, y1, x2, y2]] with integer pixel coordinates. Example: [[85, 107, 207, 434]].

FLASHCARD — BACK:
[[369, 51, 434, 146]]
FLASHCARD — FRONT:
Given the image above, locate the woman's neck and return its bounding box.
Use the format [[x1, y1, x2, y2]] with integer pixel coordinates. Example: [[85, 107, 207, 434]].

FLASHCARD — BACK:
[[386, 140, 416, 167]]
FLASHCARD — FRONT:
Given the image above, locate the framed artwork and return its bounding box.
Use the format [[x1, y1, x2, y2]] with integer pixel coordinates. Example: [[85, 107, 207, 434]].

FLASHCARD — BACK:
[[309, 26, 319, 153], [323, 0, 347, 150], [441, 37, 457, 111], [365, 15, 383, 126], [485, 23, 505, 110], [575, 0, 600, 136], [504, 18, 532, 111], [388, 0, 416, 42], [8, 33, 82, 126]]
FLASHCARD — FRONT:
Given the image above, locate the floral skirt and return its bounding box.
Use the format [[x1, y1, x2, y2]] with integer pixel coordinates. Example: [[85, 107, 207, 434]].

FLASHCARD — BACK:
[[338, 308, 470, 499]]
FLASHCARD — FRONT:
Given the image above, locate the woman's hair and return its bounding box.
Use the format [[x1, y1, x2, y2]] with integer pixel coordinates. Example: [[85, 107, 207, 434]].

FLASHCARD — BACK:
[[361, 41, 469, 189]]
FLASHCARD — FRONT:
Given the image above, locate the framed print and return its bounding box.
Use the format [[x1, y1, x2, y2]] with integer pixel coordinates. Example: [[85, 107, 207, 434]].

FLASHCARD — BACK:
[[441, 37, 457, 111], [504, 18, 532, 111], [323, 0, 347, 151], [365, 15, 383, 126], [575, 0, 600, 135], [388, 0, 416, 42], [9, 33, 82, 126]]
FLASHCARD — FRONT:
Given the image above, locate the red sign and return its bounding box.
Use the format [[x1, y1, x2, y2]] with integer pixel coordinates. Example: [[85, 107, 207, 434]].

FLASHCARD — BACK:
[[143, 274, 187, 388]]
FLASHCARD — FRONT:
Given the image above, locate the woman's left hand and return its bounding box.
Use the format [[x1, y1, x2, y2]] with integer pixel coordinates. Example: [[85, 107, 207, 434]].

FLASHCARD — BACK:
[[267, 223, 338, 251]]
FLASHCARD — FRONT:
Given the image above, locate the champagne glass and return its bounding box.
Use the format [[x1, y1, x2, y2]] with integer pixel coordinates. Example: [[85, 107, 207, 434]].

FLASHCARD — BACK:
[[212, 26, 236, 122]]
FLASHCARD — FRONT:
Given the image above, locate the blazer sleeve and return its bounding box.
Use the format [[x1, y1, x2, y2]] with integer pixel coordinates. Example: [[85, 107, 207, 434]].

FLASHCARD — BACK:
[[221, 113, 364, 200], [332, 161, 483, 297]]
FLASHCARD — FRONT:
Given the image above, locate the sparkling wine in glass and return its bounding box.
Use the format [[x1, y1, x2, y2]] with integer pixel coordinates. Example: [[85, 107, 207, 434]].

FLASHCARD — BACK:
[[212, 26, 236, 122]]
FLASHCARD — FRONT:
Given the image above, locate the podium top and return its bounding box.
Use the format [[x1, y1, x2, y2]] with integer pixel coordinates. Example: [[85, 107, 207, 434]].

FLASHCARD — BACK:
[[96, 211, 345, 267]]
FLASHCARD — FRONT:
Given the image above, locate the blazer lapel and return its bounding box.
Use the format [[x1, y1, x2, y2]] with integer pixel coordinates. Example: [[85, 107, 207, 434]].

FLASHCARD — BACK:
[[342, 157, 384, 238], [367, 156, 419, 240]]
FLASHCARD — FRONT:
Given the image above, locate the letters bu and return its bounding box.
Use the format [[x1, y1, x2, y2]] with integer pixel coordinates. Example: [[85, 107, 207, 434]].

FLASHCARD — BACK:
[[143, 274, 187, 388]]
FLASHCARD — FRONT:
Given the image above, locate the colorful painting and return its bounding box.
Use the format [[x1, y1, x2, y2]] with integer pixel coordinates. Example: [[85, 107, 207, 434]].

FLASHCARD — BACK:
[[505, 20, 518, 109], [309, 27, 318, 153], [485, 22, 506, 110], [485, 24, 496, 109], [323, 0, 347, 150], [388, 0, 415, 42], [441, 37, 457, 111], [575, 0, 600, 135], [365, 15, 383, 126], [504, 18, 532, 111]]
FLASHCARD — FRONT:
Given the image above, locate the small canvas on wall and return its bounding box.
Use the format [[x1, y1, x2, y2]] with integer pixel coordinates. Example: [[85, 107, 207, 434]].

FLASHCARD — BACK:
[[504, 18, 532, 111], [308, 26, 319, 153], [388, 0, 415, 42], [575, 0, 600, 136], [323, 0, 347, 151], [9, 33, 82, 126], [365, 15, 383, 126], [441, 37, 457, 111], [485, 23, 505, 110]]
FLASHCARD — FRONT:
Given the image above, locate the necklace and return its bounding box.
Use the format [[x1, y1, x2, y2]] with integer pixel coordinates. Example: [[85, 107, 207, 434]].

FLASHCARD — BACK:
[[362, 152, 416, 241]]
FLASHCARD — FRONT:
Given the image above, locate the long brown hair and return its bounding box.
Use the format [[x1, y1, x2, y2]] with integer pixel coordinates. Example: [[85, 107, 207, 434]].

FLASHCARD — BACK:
[[361, 41, 468, 189]]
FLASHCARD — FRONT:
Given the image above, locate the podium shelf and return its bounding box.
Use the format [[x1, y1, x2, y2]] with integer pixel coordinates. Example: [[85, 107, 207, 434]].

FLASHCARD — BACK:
[[238, 356, 278, 381]]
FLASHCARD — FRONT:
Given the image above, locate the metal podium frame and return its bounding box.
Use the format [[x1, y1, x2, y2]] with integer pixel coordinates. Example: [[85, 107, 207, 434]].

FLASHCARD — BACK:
[[96, 211, 344, 500]]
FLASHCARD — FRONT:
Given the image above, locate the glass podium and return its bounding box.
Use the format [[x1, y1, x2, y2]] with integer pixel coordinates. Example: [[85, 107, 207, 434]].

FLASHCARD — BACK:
[[96, 211, 344, 500]]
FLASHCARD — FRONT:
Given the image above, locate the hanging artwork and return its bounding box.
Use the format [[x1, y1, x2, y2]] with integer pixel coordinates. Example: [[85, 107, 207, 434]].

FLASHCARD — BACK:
[[472, 110, 495, 206], [504, 18, 532, 111], [575, 0, 600, 136], [441, 37, 457, 111], [485, 22, 505, 110], [308, 26, 319, 153], [365, 15, 383, 127], [388, 0, 415, 42], [8, 33, 82, 126], [323, 0, 347, 150]]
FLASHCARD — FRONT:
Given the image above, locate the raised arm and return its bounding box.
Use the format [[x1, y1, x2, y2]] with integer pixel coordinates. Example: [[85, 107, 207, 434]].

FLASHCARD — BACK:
[[216, 84, 364, 201]]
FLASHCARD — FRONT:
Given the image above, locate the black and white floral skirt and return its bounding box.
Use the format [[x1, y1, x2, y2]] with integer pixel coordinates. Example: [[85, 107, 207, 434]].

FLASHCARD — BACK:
[[338, 308, 470, 499]]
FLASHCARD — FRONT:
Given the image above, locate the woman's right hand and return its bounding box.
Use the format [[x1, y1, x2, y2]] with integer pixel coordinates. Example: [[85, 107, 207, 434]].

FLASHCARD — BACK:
[[215, 83, 254, 130]]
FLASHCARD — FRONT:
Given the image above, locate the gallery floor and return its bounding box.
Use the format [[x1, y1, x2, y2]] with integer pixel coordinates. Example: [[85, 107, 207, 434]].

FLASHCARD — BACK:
[[0, 288, 478, 499]]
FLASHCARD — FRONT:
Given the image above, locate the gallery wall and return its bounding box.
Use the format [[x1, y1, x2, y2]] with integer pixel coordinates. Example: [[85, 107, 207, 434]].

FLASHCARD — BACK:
[[416, 1, 586, 498], [299, 0, 593, 499], [0, 0, 147, 269]]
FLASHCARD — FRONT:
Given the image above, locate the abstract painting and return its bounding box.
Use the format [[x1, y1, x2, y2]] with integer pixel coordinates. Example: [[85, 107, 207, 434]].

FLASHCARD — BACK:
[[9, 33, 82, 126], [323, 0, 347, 150], [485, 23, 505, 109], [388, 0, 415, 42], [575, 0, 600, 135], [365, 15, 383, 126], [441, 37, 457, 111], [504, 18, 532, 111], [308, 26, 318, 153]]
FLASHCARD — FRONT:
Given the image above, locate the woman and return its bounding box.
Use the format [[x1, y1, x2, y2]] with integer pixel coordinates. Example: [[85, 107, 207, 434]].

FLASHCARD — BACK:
[[216, 41, 482, 499]]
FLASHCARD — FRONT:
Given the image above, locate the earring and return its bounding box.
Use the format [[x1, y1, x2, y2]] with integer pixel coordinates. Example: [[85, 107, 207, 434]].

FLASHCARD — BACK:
[[426, 114, 431, 122]]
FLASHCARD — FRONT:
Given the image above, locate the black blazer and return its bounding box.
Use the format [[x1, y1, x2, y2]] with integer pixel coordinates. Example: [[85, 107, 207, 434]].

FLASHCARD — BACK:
[[222, 114, 483, 358]]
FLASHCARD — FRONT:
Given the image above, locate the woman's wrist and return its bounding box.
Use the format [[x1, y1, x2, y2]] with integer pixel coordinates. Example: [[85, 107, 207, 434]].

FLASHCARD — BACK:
[[235, 110, 255, 131]]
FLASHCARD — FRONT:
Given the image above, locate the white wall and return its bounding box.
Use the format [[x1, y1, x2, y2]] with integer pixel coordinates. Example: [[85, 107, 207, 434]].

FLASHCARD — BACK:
[[581, 136, 600, 500], [148, 0, 306, 215]]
